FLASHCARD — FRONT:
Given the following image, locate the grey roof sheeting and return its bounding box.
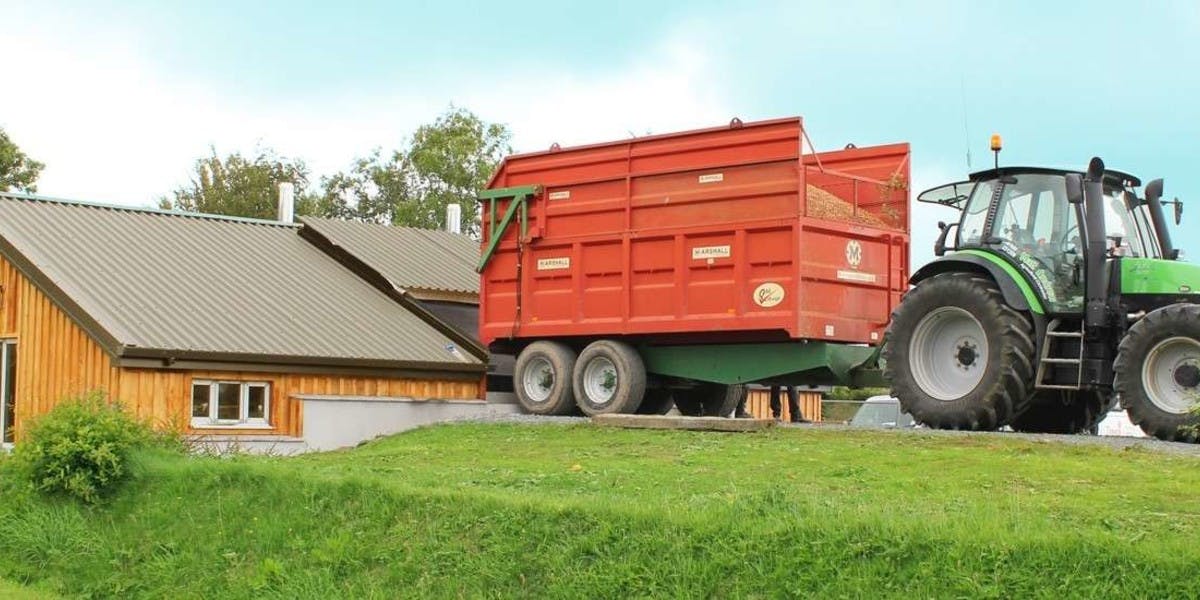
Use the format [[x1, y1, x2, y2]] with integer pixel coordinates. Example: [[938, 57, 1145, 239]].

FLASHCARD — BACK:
[[300, 217, 479, 297], [0, 194, 482, 372]]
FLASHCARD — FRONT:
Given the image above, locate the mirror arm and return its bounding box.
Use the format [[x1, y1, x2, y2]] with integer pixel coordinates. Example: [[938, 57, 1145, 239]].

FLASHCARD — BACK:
[[934, 221, 959, 257]]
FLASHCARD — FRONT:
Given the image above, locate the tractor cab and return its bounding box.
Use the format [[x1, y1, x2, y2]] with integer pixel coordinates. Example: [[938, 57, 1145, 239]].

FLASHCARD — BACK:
[[919, 166, 1174, 315]]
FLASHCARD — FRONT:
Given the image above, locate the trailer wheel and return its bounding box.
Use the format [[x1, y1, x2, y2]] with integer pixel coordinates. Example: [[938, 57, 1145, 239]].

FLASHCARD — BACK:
[[674, 383, 746, 417], [573, 340, 647, 415], [882, 273, 1034, 430], [637, 389, 675, 415], [1010, 390, 1113, 434], [1115, 303, 1200, 442], [514, 341, 577, 415]]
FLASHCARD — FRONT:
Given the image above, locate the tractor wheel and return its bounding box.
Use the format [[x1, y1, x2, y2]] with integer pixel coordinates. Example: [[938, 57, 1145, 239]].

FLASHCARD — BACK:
[[514, 341, 578, 415], [1010, 390, 1113, 434], [1114, 303, 1200, 442], [882, 272, 1035, 430], [573, 340, 647, 416], [674, 383, 746, 417], [636, 389, 675, 415]]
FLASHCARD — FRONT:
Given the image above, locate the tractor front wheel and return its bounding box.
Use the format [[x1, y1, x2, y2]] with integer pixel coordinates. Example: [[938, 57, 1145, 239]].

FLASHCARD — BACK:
[[882, 272, 1035, 430], [1115, 304, 1200, 442]]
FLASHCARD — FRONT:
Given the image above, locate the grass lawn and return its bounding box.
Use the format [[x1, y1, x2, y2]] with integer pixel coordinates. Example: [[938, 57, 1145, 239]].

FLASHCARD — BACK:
[[1, 423, 1199, 598]]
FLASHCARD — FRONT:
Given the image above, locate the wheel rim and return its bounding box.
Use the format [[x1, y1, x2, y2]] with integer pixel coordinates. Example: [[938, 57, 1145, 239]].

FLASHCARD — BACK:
[[908, 306, 989, 401], [1141, 336, 1200, 415], [582, 356, 618, 405], [521, 356, 555, 404]]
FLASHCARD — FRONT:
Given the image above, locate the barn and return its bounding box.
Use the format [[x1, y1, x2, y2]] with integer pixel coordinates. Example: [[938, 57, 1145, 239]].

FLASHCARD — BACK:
[[0, 193, 506, 452]]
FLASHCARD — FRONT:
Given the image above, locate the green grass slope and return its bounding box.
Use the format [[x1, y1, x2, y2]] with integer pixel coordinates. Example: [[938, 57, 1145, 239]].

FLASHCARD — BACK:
[[1, 424, 1199, 598]]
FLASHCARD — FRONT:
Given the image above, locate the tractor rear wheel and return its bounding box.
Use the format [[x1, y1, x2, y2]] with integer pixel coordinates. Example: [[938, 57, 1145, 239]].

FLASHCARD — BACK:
[[882, 272, 1035, 430], [1010, 390, 1113, 434], [674, 384, 746, 417], [514, 341, 578, 415], [1115, 303, 1200, 442]]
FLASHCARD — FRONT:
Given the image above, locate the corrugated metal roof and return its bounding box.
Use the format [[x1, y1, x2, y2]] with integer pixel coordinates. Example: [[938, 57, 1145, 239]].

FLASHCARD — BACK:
[[300, 217, 479, 297], [0, 194, 482, 371]]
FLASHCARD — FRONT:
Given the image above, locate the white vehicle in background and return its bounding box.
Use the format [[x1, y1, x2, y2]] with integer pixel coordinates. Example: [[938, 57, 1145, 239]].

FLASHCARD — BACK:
[[850, 396, 917, 429], [1096, 409, 1148, 438]]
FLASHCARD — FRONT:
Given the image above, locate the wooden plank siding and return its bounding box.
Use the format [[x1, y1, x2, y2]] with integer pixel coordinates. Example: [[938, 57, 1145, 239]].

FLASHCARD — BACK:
[[0, 255, 481, 441], [744, 388, 823, 422]]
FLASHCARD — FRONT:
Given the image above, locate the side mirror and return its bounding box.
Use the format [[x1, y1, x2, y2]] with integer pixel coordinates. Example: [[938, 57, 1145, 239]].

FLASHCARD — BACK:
[[934, 221, 959, 257], [1176, 198, 1184, 225]]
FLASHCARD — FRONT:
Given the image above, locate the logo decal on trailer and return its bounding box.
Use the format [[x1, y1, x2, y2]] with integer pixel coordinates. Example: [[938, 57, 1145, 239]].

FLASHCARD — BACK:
[[845, 240, 863, 268], [753, 282, 785, 307], [536, 257, 570, 270], [691, 245, 731, 260], [548, 190, 571, 200], [698, 173, 724, 184]]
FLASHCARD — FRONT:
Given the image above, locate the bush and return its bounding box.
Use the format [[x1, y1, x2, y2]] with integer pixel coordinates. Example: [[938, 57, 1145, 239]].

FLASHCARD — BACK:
[[13, 392, 170, 503], [824, 386, 890, 402]]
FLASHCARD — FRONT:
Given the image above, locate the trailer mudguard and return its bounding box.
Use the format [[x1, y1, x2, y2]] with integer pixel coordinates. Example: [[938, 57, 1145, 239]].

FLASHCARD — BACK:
[[910, 250, 1045, 315]]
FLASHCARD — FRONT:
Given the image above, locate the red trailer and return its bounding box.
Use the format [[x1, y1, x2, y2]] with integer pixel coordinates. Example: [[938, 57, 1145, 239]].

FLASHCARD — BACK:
[[478, 117, 910, 417]]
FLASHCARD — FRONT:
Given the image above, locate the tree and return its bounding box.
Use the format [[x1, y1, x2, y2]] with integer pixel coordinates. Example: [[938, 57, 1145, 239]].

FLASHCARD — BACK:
[[0, 128, 45, 193], [319, 107, 511, 232], [160, 148, 316, 220]]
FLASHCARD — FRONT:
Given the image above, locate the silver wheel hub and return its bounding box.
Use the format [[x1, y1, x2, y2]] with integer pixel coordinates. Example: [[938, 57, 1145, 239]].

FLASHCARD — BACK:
[[1142, 337, 1200, 415], [522, 356, 555, 403], [583, 356, 618, 405], [908, 307, 989, 401]]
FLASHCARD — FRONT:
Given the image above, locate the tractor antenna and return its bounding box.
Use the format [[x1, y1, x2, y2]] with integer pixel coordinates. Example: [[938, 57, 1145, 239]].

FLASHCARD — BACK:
[[960, 76, 973, 170]]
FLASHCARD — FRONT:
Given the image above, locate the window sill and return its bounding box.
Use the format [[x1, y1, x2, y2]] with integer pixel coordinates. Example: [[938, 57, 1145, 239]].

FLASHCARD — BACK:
[[189, 422, 274, 431]]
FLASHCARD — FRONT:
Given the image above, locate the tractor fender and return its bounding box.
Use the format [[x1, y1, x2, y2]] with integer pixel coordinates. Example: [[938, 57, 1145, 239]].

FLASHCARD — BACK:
[[910, 253, 1045, 315]]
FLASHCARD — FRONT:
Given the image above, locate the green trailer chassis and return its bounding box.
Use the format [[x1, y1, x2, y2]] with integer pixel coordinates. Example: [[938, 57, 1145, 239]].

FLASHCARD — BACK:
[[638, 341, 884, 388]]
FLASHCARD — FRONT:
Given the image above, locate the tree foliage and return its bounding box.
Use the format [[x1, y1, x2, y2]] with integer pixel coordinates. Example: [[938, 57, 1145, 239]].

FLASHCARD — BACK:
[[160, 148, 318, 220], [319, 107, 511, 232], [0, 128, 45, 193]]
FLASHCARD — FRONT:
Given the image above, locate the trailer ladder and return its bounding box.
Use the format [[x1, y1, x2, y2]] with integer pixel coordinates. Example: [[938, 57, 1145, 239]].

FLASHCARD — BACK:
[[476, 185, 541, 272]]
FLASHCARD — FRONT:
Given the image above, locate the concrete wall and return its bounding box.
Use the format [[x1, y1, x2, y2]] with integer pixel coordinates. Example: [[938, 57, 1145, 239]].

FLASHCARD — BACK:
[[297, 395, 520, 452]]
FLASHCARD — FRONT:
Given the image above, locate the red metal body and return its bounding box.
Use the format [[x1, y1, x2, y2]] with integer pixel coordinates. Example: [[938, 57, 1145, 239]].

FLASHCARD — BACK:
[[479, 117, 910, 349]]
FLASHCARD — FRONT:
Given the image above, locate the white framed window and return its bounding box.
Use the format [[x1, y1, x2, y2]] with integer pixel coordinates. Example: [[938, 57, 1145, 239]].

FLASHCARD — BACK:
[[190, 380, 270, 428]]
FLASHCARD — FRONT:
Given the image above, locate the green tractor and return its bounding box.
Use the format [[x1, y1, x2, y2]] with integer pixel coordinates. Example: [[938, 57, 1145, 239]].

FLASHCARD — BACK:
[[883, 156, 1199, 440]]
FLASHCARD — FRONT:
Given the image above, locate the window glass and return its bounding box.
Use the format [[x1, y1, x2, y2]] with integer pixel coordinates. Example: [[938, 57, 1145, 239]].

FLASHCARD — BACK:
[[2, 342, 15, 444], [217, 383, 241, 421], [247, 386, 267, 420], [191, 383, 211, 418], [957, 180, 992, 247], [1104, 189, 1149, 257]]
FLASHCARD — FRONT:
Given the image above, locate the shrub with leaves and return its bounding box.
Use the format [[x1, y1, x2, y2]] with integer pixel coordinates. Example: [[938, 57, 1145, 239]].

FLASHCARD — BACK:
[[14, 392, 167, 503]]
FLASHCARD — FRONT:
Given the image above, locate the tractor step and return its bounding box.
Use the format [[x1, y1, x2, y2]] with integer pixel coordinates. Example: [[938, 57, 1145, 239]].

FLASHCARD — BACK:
[[1035, 318, 1085, 390]]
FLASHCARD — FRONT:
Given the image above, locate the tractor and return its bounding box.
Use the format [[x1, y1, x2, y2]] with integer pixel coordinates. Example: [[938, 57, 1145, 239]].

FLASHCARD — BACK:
[[883, 149, 1199, 440]]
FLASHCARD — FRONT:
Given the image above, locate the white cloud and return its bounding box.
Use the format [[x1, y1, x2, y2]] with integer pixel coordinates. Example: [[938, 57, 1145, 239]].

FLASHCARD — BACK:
[[0, 10, 731, 207]]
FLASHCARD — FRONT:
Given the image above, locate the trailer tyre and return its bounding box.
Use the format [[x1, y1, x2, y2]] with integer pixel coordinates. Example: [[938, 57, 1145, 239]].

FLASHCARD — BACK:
[[674, 384, 747, 417], [1010, 390, 1113, 434], [637, 389, 675, 415], [882, 272, 1035, 430], [1115, 303, 1200, 442], [573, 340, 647, 415], [514, 341, 578, 415]]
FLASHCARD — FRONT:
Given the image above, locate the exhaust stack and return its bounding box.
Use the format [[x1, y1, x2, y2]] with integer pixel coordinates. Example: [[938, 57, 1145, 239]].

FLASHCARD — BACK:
[[1082, 157, 1108, 329]]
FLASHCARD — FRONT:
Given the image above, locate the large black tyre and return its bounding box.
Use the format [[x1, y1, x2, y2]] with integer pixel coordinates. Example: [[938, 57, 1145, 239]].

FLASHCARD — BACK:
[[636, 389, 675, 415], [882, 272, 1035, 430], [572, 340, 647, 416], [1010, 390, 1113, 434], [1114, 303, 1200, 442], [514, 341, 578, 415], [674, 384, 746, 417]]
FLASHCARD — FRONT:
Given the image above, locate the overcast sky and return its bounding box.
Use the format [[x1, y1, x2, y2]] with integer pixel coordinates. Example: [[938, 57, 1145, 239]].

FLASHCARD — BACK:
[[2, 0, 1198, 266]]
